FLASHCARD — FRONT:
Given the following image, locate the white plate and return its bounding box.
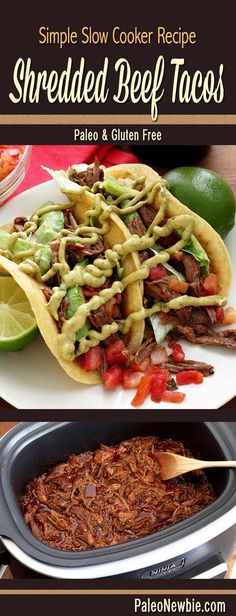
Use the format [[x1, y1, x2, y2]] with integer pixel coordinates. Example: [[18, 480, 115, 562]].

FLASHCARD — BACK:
[[0, 180, 235, 410]]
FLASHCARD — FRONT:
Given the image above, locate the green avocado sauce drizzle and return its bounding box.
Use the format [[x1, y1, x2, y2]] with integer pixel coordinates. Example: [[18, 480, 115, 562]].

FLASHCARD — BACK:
[[0, 179, 226, 362]]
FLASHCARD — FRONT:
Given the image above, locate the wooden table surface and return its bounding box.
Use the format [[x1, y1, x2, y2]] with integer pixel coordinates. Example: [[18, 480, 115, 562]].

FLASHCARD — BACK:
[[0, 145, 235, 411]]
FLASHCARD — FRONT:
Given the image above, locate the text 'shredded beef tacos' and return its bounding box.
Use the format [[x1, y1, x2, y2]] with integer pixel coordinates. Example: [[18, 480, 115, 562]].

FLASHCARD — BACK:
[[0, 165, 144, 384]]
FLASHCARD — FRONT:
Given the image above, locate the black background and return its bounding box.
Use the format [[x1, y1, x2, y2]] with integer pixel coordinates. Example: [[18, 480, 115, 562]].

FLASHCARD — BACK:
[[0, 592, 235, 616], [1, 125, 236, 144], [1, 409, 236, 422]]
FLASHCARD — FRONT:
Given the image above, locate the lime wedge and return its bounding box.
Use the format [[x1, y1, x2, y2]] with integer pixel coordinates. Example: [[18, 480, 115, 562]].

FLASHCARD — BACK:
[[0, 276, 38, 351]]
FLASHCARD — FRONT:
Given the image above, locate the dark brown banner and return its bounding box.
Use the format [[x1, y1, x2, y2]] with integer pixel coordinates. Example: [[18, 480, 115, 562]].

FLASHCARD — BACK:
[[0, 591, 236, 616], [0, 2, 235, 119]]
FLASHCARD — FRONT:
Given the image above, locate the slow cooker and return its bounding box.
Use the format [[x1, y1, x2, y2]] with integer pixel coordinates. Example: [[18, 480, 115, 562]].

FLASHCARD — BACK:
[[0, 421, 235, 579]]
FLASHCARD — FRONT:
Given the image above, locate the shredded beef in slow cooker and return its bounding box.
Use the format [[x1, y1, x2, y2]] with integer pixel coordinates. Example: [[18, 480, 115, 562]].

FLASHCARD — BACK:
[[22, 436, 215, 552]]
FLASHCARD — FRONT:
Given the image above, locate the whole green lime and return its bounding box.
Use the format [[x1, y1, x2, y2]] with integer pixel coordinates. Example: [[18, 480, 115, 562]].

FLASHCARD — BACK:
[[164, 167, 235, 238]]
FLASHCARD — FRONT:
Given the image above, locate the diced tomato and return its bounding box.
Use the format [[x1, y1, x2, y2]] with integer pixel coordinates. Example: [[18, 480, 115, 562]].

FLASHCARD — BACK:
[[131, 375, 153, 407], [147, 365, 170, 380], [215, 307, 225, 323], [223, 307, 236, 325], [123, 369, 143, 389], [81, 345, 102, 371], [131, 357, 150, 372], [202, 273, 221, 295], [169, 342, 185, 363], [103, 365, 123, 390], [151, 372, 169, 402], [168, 278, 189, 294], [161, 391, 185, 403], [149, 264, 166, 281], [4, 148, 20, 157], [105, 338, 127, 367], [176, 370, 204, 386], [0, 145, 24, 181]]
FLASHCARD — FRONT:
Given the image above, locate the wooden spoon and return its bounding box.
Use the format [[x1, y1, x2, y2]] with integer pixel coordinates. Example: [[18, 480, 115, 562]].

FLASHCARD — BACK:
[[156, 452, 236, 480]]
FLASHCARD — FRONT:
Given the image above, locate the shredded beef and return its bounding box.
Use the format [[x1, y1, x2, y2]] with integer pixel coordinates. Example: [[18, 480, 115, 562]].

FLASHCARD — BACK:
[[158, 233, 179, 248], [98, 349, 108, 375], [63, 210, 77, 229], [50, 240, 60, 263], [126, 215, 146, 237], [88, 306, 113, 330], [192, 324, 219, 336], [124, 337, 157, 365], [124, 212, 151, 263], [89, 295, 123, 330], [68, 159, 104, 189], [145, 273, 232, 350], [182, 254, 201, 284], [171, 307, 217, 328], [170, 306, 193, 325], [145, 278, 180, 302], [161, 359, 214, 376], [189, 279, 204, 297], [42, 287, 53, 302], [103, 296, 122, 320], [66, 238, 105, 262], [66, 239, 105, 267], [13, 216, 28, 232], [144, 254, 216, 329], [139, 204, 157, 228], [47, 240, 61, 287], [22, 436, 215, 552], [139, 250, 152, 263], [57, 296, 70, 331], [204, 307, 218, 324], [67, 239, 105, 257], [181, 254, 206, 297], [145, 279, 216, 326], [170, 324, 236, 350], [191, 309, 213, 326], [83, 278, 112, 299]]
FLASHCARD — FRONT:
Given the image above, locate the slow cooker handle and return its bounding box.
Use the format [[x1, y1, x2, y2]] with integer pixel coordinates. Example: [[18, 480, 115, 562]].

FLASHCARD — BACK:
[[0, 539, 10, 570], [0, 476, 22, 542]]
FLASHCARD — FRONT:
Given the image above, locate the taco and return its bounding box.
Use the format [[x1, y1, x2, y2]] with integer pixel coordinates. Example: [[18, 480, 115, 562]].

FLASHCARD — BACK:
[[1, 159, 235, 402], [49, 160, 236, 359], [0, 164, 144, 385]]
